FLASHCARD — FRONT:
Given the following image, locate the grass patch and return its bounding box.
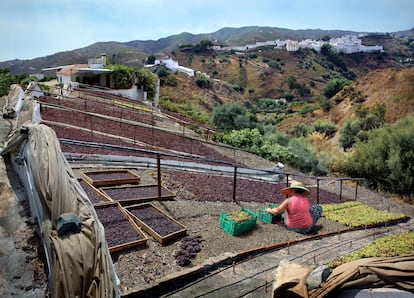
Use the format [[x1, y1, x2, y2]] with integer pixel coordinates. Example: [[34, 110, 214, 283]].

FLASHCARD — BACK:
[[329, 231, 414, 268], [321, 201, 408, 227]]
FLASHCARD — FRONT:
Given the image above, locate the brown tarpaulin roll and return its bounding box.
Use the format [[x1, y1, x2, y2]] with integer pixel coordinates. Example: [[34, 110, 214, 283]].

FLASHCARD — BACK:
[[27, 123, 118, 297], [309, 254, 414, 298], [272, 260, 314, 298]]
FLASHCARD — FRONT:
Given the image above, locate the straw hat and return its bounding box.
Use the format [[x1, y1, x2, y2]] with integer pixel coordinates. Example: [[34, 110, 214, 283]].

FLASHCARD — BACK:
[[281, 181, 310, 196]]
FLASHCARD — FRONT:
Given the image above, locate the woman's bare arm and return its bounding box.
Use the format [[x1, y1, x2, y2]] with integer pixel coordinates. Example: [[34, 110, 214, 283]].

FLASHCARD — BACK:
[[266, 198, 289, 215]]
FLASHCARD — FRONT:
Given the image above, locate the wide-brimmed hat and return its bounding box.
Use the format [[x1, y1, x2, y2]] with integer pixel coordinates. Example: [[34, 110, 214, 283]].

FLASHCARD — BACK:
[[281, 181, 310, 196]]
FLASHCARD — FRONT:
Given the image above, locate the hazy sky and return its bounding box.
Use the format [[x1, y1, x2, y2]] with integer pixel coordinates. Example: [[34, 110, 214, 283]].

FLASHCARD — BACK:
[[1, 0, 413, 62]]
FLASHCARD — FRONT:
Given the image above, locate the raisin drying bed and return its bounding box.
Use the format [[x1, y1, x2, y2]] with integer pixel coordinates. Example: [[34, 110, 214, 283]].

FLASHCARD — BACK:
[[125, 203, 187, 244], [81, 169, 141, 186], [78, 178, 111, 205], [94, 202, 147, 253], [100, 184, 176, 206]]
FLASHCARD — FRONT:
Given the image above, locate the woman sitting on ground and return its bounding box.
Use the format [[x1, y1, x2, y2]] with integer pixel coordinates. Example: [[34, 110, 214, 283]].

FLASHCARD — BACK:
[[266, 181, 322, 234]]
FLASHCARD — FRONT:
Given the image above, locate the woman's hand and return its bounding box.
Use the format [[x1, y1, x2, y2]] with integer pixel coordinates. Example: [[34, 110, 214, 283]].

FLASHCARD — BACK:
[[266, 207, 277, 214]]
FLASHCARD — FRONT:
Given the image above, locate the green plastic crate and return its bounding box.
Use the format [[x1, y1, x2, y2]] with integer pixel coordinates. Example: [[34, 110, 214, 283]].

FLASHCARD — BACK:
[[219, 207, 257, 236], [258, 203, 282, 224]]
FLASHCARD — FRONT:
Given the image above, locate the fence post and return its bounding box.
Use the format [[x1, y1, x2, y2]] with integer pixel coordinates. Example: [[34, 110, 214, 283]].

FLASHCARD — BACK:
[[157, 154, 161, 200], [133, 126, 136, 144], [355, 180, 359, 201], [339, 180, 343, 201], [316, 178, 320, 204], [120, 108, 123, 127], [233, 166, 237, 202]]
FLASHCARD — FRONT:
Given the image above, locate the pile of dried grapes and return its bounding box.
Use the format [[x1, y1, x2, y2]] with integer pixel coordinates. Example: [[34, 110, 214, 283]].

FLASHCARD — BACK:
[[174, 235, 205, 266]]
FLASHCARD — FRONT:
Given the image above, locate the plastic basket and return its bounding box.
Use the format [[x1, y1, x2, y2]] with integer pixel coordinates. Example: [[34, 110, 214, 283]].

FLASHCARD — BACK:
[[219, 207, 257, 236], [258, 203, 282, 224]]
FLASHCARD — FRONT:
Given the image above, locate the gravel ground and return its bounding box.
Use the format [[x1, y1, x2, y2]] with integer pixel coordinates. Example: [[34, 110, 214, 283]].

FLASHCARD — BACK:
[[96, 146, 413, 294], [4, 91, 413, 297]]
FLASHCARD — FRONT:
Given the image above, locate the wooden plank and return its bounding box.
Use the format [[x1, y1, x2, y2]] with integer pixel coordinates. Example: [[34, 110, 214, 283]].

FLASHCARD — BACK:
[[81, 169, 141, 186], [100, 184, 175, 206], [78, 178, 113, 205], [94, 202, 147, 253], [125, 203, 187, 244]]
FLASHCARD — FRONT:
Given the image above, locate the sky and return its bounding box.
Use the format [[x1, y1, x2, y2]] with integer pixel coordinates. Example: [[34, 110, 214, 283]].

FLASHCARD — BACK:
[[1, 0, 413, 62]]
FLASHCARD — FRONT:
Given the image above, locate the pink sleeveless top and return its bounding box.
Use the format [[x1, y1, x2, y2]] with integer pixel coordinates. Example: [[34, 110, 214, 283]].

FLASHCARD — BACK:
[[285, 194, 312, 229]]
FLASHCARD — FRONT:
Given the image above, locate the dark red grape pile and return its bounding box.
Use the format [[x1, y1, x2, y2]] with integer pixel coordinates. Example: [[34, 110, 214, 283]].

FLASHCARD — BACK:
[[175, 235, 205, 266]]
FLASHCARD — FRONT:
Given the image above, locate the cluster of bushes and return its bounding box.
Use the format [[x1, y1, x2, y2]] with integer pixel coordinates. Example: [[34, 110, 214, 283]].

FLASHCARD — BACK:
[[341, 117, 414, 197], [0, 69, 48, 97], [339, 103, 386, 150], [209, 99, 414, 198], [210, 102, 329, 175]]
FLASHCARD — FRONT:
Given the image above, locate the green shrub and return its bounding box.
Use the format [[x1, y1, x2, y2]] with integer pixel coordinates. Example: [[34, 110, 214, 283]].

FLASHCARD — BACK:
[[0, 69, 18, 96], [319, 97, 334, 111], [165, 74, 178, 86], [298, 104, 314, 115], [339, 104, 386, 150], [342, 118, 414, 197], [218, 128, 264, 150], [313, 120, 337, 137], [339, 119, 361, 150], [211, 103, 257, 131], [289, 123, 311, 137], [259, 143, 297, 163], [288, 138, 329, 175], [195, 73, 210, 88], [323, 78, 350, 98]]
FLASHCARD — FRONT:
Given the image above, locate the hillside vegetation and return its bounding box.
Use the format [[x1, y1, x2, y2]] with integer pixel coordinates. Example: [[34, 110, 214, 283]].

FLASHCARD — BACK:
[[158, 41, 414, 198]]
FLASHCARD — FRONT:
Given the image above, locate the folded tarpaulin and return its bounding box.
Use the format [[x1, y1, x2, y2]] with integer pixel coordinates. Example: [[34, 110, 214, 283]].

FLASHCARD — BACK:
[[309, 254, 414, 298], [272, 259, 314, 298], [26, 123, 119, 297]]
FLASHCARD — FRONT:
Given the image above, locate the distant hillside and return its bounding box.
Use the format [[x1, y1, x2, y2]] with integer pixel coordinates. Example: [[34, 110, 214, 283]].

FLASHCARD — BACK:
[[2, 25, 410, 74], [0, 42, 147, 74], [125, 26, 357, 53], [277, 67, 414, 129], [161, 39, 408, 107]]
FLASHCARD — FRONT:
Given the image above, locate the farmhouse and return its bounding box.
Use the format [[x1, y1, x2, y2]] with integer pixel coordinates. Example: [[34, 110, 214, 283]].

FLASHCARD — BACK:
[[145, 57, 195, 76], [42, 54, 113, 91]]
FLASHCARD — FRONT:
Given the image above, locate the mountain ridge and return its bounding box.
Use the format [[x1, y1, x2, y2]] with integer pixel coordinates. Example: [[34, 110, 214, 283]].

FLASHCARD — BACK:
[[2, 25, 413, 74]]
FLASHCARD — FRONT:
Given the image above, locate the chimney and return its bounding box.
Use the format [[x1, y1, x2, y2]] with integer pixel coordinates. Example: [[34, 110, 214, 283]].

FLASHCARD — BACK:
[[101, 54, 107, 67]]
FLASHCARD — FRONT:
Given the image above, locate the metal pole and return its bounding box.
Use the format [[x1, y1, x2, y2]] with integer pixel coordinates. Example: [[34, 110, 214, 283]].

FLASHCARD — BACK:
[[316, 178, 320, 204], [339, 180, 343, 201], [134, 126, 136, 144], [157, 154, 161, 200], [233, 166, 237, 202], [355, 180, 359, 201]]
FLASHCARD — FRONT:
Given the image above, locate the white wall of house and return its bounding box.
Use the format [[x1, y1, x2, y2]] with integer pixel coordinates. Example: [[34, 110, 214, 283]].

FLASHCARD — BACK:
[[160, 58, 179, 72], [177, 66, 195, 76], [88, 54, 107, 69], [57, 73, 72, 86], [286, 40, 299, 52]]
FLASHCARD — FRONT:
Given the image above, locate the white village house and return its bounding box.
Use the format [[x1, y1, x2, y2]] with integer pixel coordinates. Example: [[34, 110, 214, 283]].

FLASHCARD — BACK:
[[145, 57, 195, 77], [42, 54, 113, 90], [214, 34, 383, 54]]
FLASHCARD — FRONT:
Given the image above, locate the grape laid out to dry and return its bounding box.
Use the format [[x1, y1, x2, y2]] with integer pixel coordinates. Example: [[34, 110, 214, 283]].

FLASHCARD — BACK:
[[229, 210, 253, 223]]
